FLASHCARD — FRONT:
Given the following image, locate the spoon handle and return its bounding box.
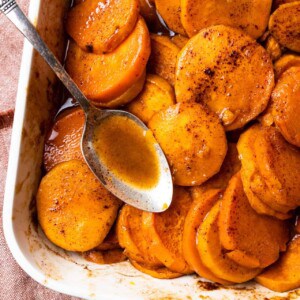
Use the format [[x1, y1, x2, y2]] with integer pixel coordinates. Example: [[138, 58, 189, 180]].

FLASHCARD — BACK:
[[0, 0, 91, 112]]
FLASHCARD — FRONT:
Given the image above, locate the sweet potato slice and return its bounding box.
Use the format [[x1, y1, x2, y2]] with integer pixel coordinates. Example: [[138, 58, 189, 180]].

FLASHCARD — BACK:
[[269, 2, 300, 52], [270, 66, 300, 147], [219, 173, 290, 269], [256, 235, 300, 292], [180, 0, 272, 38], [66, 0, 139, 54], [254, 126, 300, 211], [82, 249, 127, 264], [274, 54, 300, 78], [130, 260, 182, 279], [183, 189, 231, 285], [155, 0, 186, 35], [126, 74, 175, 123], [37, 160, 122, 252], [65, 17, 150, 105], [44, 107, 84, 172], [197, 202, 262, 283], [148, 102, 227, 186], [117, 204, 163, 267], [142, 187, 193, 273], [147, 34, 180, 86], [237, 125, 292, 220], [175, 25, 275, 131], [265, 35, 282, 61], [196, 143, 241, 193], [92, 70, 146, 108], [171, 35, 189, 49]]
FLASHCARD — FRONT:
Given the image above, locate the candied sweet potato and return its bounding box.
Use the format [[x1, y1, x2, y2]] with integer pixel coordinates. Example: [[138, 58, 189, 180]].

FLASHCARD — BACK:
[[183, 189, 231, 284], [180, 0, 272, 38], [254, 126, 300, 211], [196, 143, 241, 193], [117, 204, 163, 267], [237, 125, 292, 220], [256, 235, 300, 292], [175, 25, 275, 131], [269, 2, 300, 52], [66, 0, 139, 54], [197, 202, 262, 283], [142, 187, 193, 273], [130, 260, 182, 279], [219, 173, 290, 268], [66, 17, 150, 105], [147, 34, 180, 86], [93, 70, 146, 108], [82, 249, 127, 264], [126, 74, 175, 123], [44, 108, 84, 172], [37, 160, 122, 252], [148, 102, 227, 186], [270, 66, 300, 147], [155, 0, 186, 35], [274, 54, 300, 78]]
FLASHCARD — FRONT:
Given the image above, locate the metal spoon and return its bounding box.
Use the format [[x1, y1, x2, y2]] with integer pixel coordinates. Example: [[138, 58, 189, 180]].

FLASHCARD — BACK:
[[0, 0, 173, 212]]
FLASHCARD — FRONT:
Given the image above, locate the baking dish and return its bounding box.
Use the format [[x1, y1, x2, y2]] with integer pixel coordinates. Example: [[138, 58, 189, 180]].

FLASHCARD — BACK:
[[2, 0, 300, 298]]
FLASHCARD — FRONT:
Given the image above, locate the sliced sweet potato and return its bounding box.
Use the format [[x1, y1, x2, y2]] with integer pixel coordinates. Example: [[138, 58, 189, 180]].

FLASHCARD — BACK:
[[95, 222, 120, 251], [254, 126, 300, 211], [92, 70, 146, 108], [219, 173, 290, 269], [82, 249, 127, 264], [147, 34, 180, 86], [270, 66, 300, 147], [66, 0, 139, 54], [37, 160, 122, 252], [180, 0, 272, 38], [171, 35, 189, 49], [142, 187, 193, 273], [130, 260, 183, 279], [175, 25, 275, 131], [126, 74, 175, 123], [197, 202, 262, 283], [237, 125, 292, 220], [44, 107, 84, 172], [196, 143, 241, 193], [155, 0, 186, 35], [256, 235, 300, 292], [269, 2, 300, 52], [117, 204, 163, 267], [183, 189, 231, 285], [265, 35, 282, 61], [274, 54, 300, 78], [148, 102, 227, 186], [65, 17, 150, 105]]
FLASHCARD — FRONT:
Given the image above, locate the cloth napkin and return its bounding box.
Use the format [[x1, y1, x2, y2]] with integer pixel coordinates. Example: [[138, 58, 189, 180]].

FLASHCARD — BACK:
[[0, 1, 79, 299]]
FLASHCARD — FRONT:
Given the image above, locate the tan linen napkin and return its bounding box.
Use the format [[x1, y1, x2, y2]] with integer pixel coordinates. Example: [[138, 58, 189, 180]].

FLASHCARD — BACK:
[[0, 1, 80, 299]]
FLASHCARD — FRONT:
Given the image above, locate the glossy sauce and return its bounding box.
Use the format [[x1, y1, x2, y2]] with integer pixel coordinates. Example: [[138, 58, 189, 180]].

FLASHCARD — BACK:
[[93, 115, 160, 189]]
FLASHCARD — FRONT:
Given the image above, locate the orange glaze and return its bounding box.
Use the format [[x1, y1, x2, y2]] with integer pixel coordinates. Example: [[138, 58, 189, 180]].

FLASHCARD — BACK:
[[93, 115, 160, 189]]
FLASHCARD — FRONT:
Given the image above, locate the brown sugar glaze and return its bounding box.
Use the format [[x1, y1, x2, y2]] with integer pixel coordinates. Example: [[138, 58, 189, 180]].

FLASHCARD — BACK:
[[92, 115, 160, 189]]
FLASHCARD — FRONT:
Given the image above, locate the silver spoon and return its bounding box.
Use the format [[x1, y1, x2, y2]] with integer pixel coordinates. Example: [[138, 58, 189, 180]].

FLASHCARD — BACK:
[[0, 0, 173, 212]]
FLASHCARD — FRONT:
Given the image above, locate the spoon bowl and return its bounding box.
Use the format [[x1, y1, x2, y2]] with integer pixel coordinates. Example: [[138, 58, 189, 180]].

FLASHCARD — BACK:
[[1, 0, 173, 212]]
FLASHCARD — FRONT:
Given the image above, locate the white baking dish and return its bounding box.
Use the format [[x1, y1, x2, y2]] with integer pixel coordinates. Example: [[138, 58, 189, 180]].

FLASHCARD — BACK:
[[2, 0, 299, 299]]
